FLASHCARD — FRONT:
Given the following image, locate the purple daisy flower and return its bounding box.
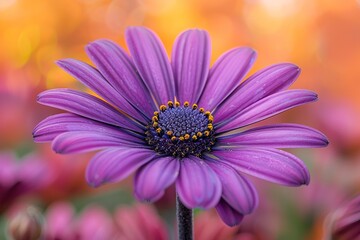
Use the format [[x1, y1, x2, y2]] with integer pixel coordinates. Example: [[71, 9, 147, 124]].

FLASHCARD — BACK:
[[33, 27, 328, 226]]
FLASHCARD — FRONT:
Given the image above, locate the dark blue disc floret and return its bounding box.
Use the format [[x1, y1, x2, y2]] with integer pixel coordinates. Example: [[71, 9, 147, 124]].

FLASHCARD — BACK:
[[145, 101, 215, 158]]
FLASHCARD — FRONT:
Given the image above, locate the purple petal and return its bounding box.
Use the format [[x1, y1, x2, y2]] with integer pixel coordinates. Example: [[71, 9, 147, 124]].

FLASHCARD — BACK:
[[217, 123, 329, 148], [86, 148, 155, 187], [217, 90, 318, 133], [37, 89, 143, 132], [212, 148, 310, 186], [33, 113, 143, 143], [176, 156, 222, 209], [126, 27, 175, 106], [51, 132, 144, 154], [214, 63, 300, 122], [135, 157, 179, 202], [56, 59, 148, 123], [85, 40, 156, 117], [207, 160, 258, 214], [172, 29, 210, 103], [215, 199, 244, 227], [198, 47, 256, 111]]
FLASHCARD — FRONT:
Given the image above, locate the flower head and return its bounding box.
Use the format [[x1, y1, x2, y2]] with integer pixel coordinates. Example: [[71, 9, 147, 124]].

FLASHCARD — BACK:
[[33, 27, 328, 226]]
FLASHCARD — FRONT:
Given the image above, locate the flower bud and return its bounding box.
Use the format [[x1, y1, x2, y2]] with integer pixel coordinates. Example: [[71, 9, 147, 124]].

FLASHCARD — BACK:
[[8, 207, 43, 240]]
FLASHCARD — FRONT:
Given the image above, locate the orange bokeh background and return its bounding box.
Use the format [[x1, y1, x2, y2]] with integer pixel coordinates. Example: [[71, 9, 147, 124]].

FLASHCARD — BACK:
[[1, 0, 359, 102]]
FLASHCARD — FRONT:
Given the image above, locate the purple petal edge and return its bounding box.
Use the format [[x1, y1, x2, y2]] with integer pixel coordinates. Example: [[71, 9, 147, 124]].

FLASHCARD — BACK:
[[212, 148, 310, 186], [198, 47, 257, 111], [126, 26, 175, 106], [172, 29, 211, 104], [85, 40, 156, 117], [135, 157, 179, 202], [217, 123, 329, 149], [207, 160, 258, 214], [37, 89, 144, 132], [215, 199, 244, 227], [176, 156, 222, 209], [217, 89, 318, 133], [214, 63, 300, 122], [86, 148, 155, 187]]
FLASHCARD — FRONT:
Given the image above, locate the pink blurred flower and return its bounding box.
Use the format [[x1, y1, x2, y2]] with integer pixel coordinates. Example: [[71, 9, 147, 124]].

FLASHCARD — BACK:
[[43, 202, 169, 240], [44, 202, 116, 240], [0, 153, 52, 212], [325, 195, 360, 240], [114, 204, 168, 240], [312, 99, 360, 158], [194, 210, 269, 240], [36, 146, 92, 201]]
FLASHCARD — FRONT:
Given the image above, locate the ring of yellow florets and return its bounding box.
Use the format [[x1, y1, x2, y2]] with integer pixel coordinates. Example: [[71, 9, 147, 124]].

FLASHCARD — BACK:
[[145, 101, 215, 158]]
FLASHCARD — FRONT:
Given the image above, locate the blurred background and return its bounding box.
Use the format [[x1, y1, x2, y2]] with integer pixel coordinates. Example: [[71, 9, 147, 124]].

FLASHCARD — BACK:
[[0, 0, 360, 239]]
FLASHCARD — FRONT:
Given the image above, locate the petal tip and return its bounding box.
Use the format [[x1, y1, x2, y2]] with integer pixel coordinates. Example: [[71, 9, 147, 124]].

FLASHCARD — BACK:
[[288, 64, 301, 76], [323, 138, 330, 146], [85, 40, 106, 52], [56, 59, 74, 69], [126, 26, 148, 35], [86, 171, 105, 188], [55, 59, 66, 66], [87, 180, 102, 188], [36, 93, 42, 103], [134, 190, 164, 203], [32, 130, 40, 142], [302, 172, 311, 186]]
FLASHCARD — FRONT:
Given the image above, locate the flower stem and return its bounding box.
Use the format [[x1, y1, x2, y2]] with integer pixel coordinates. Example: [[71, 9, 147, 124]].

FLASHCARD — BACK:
[[176, 193, 193, 240]]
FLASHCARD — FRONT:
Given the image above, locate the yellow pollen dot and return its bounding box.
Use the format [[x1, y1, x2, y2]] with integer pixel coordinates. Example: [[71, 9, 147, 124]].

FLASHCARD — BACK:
[[208, 116, 214, 123], [156, 128, 162, 134], [152, 116, 158, 122], [160, 105, 167, 111], [154, 111, 159, 116], [167, 131, 173, 136], [153, 122, 158, 128], [192, 135, 197, 141], [179, 136, 185, 141], [184, 134, 190, 140], [207, 124, 213, 131], [204, 130, 210, 136], [204, 111, 211, 117], [199, 108, 204, 113], [175, 101, 180, 107], [196, 132, 203, 137], [168, 101, 174, 107], [171, 136, 177, 141], [184, 101, 189, 107], [192, 104, 198, 110]]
